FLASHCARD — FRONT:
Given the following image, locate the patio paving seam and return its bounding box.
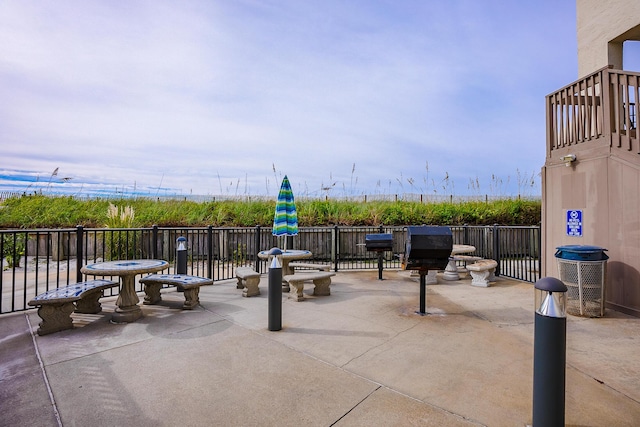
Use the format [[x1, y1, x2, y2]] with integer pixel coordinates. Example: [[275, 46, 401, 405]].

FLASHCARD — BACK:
[[329, 384, 382, 426], [335, 320, 423, 369], [567, 362, 640, 406], [24, 313, 63, 427]]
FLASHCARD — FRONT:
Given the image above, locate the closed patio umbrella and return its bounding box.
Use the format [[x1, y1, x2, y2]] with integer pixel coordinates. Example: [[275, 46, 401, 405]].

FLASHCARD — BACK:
[[273, 175, 298, 251]]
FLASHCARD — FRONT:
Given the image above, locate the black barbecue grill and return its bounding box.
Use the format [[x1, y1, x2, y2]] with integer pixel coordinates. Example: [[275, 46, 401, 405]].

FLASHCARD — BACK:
[[365, 233, 393, 280], [403, 226, 452, 271], [403, 226, 453, 314], [365, 233, 393, 251]]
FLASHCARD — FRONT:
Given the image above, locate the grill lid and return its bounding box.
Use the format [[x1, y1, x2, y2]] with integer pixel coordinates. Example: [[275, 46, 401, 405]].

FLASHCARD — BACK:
[[404, 226, 453, 270], [365, 233, 393, 251]]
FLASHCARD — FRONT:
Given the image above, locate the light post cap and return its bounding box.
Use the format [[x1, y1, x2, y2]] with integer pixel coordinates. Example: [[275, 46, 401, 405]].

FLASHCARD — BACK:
[[535, 277, 567, 293], [176, 236, 187, 250], [268, 247, 283, 256], [535, 277, 568, 318]]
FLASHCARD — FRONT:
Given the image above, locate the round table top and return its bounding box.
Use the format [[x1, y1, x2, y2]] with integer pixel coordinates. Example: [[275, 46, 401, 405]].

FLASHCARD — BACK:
[[81, 259, 169, 276], [452, 244, 476, 255], [258, 249, 312, 260]]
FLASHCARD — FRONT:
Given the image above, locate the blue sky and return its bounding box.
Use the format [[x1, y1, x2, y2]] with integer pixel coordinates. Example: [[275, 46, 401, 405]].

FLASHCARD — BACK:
[[0, 0, 625, 198]]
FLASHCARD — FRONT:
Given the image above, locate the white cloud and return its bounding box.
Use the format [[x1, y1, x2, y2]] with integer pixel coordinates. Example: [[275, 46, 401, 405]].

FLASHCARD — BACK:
[[0, 0, 578, 198]]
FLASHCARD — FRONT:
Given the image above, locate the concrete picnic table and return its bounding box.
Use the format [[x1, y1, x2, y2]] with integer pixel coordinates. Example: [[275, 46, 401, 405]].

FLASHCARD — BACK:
[[258, 249, 312, 289], [81, 259, 169, 323], [443, 245, 477, 281]]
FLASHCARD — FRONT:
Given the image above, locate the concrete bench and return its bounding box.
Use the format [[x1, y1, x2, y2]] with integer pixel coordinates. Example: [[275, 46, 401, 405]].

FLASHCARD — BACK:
[[28, 279, 119, 335], [235, 267, 261, 297], [283, 272, 336, 301], [452, 255, 483, 277], [288, 262, 332, 272], [139, 274, 213, 309], [467, 259, 498, 287], [453, 255, 483, 264]]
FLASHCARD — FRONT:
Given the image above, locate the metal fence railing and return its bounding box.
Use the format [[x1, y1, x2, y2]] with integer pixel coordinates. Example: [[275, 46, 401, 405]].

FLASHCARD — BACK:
[[1, 224, 541, 314]]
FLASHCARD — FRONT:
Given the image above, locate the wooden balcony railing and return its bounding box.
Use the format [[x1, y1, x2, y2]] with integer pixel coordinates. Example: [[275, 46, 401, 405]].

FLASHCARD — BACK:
[[547, 66, 639, 156]]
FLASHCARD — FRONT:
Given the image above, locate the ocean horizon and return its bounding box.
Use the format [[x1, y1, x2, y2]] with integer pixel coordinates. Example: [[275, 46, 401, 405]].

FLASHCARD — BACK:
[[0, 169, 542, 202]]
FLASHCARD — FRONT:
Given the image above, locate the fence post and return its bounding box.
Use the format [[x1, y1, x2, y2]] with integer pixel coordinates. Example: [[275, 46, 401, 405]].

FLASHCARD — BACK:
[[152, 225, 158, 259], [463, 224, 469, 245], [537, 222, 542, 281], [76, 225, 84, 283], [493, 224, 500, 277], [255, 225, 261, 273], [207, 225, 214, 279], [334, 225, 339, 272]]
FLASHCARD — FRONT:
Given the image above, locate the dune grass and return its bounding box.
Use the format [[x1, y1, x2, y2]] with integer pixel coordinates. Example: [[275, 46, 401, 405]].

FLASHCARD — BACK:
[[0, 194, 540, 229]]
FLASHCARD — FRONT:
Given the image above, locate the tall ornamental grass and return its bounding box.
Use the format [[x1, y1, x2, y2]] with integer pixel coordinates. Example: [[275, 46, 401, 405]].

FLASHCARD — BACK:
[[104, 203, 140, 260]]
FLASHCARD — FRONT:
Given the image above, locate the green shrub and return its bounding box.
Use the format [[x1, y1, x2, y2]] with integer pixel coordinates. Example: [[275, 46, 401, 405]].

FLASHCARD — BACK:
[[2, 233, 25, 269]]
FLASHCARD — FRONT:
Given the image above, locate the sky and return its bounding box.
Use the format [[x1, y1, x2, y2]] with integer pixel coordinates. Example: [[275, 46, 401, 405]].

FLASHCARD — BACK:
[[0, 0, 628, 199]]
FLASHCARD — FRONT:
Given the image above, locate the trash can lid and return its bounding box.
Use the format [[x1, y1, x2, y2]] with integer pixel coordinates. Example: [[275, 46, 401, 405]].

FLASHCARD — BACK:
[[555, 245, 608, 253]]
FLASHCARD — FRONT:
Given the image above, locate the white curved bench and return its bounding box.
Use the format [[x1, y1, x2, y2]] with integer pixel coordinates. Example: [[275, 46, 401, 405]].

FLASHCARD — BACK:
[[467, 259, 498, 287]]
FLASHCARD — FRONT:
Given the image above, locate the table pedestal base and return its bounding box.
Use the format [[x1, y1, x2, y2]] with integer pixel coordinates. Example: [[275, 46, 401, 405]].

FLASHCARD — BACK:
[[443, 259, 460, 281], [113, 275, 142, 323], [112, 305, 142, 323]]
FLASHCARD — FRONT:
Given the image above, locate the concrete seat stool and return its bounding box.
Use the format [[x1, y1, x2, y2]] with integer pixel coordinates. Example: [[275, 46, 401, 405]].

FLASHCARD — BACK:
[[235, 267, 261, 297], [283, 272, 336, 301], [140, 274, 213, 309], [467, 260, 498, 287]]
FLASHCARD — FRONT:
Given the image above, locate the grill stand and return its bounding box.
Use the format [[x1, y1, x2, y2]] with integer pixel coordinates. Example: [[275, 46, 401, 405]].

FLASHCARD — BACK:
[[402, 226, 453, 316], [376, 251, 384, 280], [416, 269, 429, 316], [364, 234, 393, 281]]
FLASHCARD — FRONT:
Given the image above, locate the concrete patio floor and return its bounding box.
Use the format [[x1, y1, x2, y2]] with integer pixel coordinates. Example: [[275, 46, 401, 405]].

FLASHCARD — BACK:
[[1, 270, 639, 426]]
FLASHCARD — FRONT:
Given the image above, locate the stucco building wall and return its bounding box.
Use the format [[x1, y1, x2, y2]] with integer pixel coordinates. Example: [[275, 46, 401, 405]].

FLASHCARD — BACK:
[[542, 2, 640, 316], [577, 0, 640, 75]]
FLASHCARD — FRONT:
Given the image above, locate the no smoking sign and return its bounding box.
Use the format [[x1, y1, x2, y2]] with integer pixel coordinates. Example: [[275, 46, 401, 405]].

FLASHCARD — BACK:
[[566, 210, 582, 237]]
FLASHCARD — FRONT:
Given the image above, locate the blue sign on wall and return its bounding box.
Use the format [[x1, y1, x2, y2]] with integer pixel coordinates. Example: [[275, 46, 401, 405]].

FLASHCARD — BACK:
[[567, 210, 583, 237]]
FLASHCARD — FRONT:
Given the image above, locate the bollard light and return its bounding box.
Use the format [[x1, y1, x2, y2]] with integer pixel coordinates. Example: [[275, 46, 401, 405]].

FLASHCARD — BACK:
[[535, 278, 567, 318], [176, 236, 187, 274], [176, 236, 187, 292], [532, 277, 568, 427], [177, 236, 187, 251], [269, 247, 283, 269], [268, 247, 283, 331]]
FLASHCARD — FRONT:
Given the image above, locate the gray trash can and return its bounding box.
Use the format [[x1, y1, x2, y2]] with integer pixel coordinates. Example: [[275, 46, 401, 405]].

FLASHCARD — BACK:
[[555, 245, 608, 317]]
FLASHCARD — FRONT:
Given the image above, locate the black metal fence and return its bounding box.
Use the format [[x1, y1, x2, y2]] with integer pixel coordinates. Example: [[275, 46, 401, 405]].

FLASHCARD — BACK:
[[0, 224, 541, 314]]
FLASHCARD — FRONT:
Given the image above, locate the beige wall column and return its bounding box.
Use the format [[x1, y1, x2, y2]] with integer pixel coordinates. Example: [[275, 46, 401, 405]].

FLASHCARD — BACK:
[[577, 0, 640, 75]]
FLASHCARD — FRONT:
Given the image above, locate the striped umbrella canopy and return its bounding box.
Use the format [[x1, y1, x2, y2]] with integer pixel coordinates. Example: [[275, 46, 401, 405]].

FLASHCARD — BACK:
[[273, 175, 298, 249]]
